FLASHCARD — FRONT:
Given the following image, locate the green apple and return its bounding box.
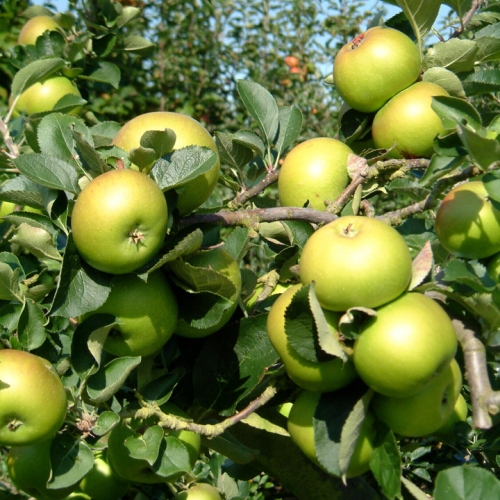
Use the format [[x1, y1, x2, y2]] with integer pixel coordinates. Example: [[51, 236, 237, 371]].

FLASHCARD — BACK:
[[435, 180, 500, 260], [112, 111, 220, 215], [287, 390, 376, 478], [299, 215, 413, 311], [434, 392, 468, 437], [353, 292, 458, 398], [12, 76, 81, 116], [333, 26, 421, 113], [372, 81, 449, 159], [17, 15, 60, 45], [78, 451, 130, 500], [0, 201, 16, 217], [266, 284, 358, 392], [277, 137, 353, 211], [372, 359, 462, 437], [7, 438, 78, 499], [173, 483, 222, 500], [89, 270, 178, 358], [171, 247, 242, 338], [71, 168, 168, 274], [0, 349, 67, 446]]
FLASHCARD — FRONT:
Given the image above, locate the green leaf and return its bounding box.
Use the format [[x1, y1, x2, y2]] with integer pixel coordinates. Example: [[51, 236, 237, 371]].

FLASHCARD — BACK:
[[50, 235, 112, 318], [0, 175, 55, 210], [3, 212, 58, 238], [0, 259, 23, 302], [13, 154, 81, 194], [125, 425, 164, 465], [434, 466, 500, 499], [72, 130, 108, 174], [151, 146, 218, 191], [422, 67, 466, 98], [87, 356, 142, 403], [18, 299, 46, 350], [215, 132, 255, 170], [79, 62, 121, 88], [10, 223, 62, 261], [409, 241, 433, 290], [457, 124, 500, 170], [423, 39, 478, 73], [237, 80, 279, 147], [474, 32, 500, 62], [223, 227, 251, 264], [431, 95, 482, 131], [401, 476, 432, 500], [418, 155, 466, 187], [11, 57, 66, 98], [150, 229, 204, 270], [275, 106, 303, 156], [370, 423, 402, 499], [394, 0, 441, 52], [123, 35, 156, 53], [153, 436, 192, 479], [442, 259, 496, 293], [140, 129, 176, 159], [92, 411, 120, 437], [117, 6, 140, 27], [462, 69, 500, 96], [192, 314, 280, 414], [129, 147, 157, 170], [233, 129, 266, 158], [48, 435, 94, 490]]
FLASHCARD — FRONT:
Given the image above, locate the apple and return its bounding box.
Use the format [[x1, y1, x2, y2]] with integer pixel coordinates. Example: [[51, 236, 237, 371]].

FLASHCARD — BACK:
[[287, 390, 376, 478], [0, 201, 17, 217], [266, 284, 358, 392], [173, 483, 222, 500], [78, 451, 130, 500], [89, 270, 178, 358], [12, 76, 81, 117], [277, 138, 353, 211], [299, 215, 413, 311], [284, 55, 300, 68], [372, 81, 449, 159], [17, 15, 60, 45], [372, 359, 462, 437], [112, 111, 220, 215], [333, 26, 421, 113], [0, 349, 67, 447], [434, 392, 468, 438], [171, 247, 242, 338], [353, 292, 458, 398], [7, 438, 78, 499], [71, 168, 168, 275], [435, 180, 500, 260]]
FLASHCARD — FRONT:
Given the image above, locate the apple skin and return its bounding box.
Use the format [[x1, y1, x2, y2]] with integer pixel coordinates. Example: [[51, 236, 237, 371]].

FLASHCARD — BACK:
[[434, 392, 468, 438], [78, 452, 130, 500], [287, 390, 376, 478], [333, 26, 421, 113], [112, 111, 220, 215], [353, 292, 458, 399], [266, 284, 358, 392], [0, 349, 67, 447], [90, 270, 178, 358], [372, 81, 449, 159], [435, 181, 500, 260], [12, 76, 81, 117], [7, 438, 78, 500], [172, 247, 242, 338], [299, 215, 413, 312], [372, 359, 462, 437], [17, 15, 60, 45], [71, 169, 168, 275], [173, 483, 222, 500], [278, 138, 353, 211], [0, 201, 16, 217]]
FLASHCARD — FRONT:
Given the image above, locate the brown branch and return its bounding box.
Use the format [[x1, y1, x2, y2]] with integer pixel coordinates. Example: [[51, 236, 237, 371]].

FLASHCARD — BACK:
[[453, 320, 499, 429], [450, 0, 486, 38], [231, 170, 279, 207], [0, 117, 20, 160]]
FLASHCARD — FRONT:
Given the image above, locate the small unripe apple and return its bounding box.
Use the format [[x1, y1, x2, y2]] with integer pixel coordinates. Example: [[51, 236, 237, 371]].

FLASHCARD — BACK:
[[372, 81, 449, 159], [17, 15, 60, 45], [333, 26, 421, 113]]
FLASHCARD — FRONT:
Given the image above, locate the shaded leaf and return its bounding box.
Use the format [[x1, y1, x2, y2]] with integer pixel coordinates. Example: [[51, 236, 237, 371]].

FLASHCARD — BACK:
[[409, 241, 433, 290], [275, 106, 303, 156], [11, 57, 66, 97], [18, 299, 46, 350], [434, 466, 500, 500], [215, 132, 255, 169], [125, 425, 164, 465], [10, 223, 62, 261]]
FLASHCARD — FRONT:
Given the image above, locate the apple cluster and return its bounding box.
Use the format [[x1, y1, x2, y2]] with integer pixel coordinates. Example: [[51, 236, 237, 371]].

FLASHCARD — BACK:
[[267, 215, 465, 478]]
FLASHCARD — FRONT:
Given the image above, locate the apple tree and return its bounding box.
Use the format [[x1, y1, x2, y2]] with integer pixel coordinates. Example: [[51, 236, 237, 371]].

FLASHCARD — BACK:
[[2, 0, 500, 499]]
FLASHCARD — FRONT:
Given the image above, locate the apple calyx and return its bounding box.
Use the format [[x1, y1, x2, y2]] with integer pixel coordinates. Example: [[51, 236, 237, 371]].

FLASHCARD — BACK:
[[341, 222, 358, 238], [129, 229, 145, 245], [8, 419, 23, 432]]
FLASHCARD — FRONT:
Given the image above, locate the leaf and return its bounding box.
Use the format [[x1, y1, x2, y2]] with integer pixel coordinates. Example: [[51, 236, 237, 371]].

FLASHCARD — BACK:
[[223, 227, 251, 263], [48, 435, 94, 490], [434, 466, 500, 499], [457, 124, 500, 169], [275, 106, 303, 156], [394, 0, 442, 51], [431, 95, 482, 131], [50, 235, 112, 318], [401, 476, 432, 500], [87, 356, 142, 403], [409, 241, 433, 290], [233, 129, 266, 158], [13, 154, 81, 194], [150, 229, 203, 270], [151, 146, 218, 191], [423, 39, 478, 73], [123, 35, 156, 53], [370, 423, 402, 499], [18, 299, 46, 350], [237, 80, 279, 146], [125, 425, 164, 465], [442, 259, 496, 293], [10, 223, 62, 261], [462, 69, 500, 96], [11, 57, 66, 97], [79, 62, 121, 88], [422, 67, 466, 98], [241, 413, 290, 437], [92, 411, 120, 436], [215, 132, 255, 170], [72, 130, 107, 174], [0, 175, 56, 210], [140, 129, 176, 159], [192, 314, 280, 414], [0, 261, 22, 302], [153, 436, 192, 479]]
